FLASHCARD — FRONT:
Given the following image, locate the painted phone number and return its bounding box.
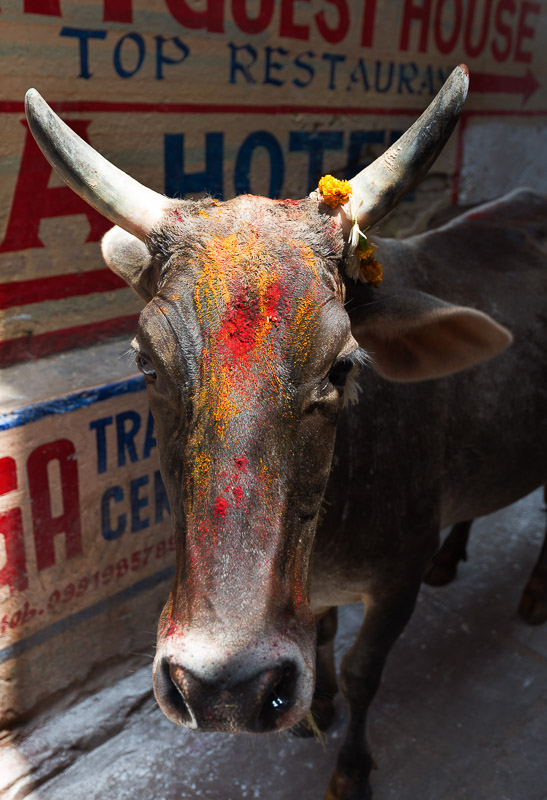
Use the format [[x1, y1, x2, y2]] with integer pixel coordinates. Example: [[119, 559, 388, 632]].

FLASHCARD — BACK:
[[1, 537, 174, 635]]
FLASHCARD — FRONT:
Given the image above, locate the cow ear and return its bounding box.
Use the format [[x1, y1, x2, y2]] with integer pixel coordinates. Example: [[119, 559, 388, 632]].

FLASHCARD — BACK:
[[350, 290, 513, 382], [101, 226, 155, 301]]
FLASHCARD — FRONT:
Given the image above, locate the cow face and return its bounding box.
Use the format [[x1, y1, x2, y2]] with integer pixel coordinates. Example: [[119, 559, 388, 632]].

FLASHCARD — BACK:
[[115, 195, 357, 731], [100, 191, 510, 735]]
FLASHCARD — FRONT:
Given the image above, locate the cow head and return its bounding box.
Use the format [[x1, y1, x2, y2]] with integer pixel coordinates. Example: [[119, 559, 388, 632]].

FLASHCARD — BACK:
[[24, 65, 511, 733]]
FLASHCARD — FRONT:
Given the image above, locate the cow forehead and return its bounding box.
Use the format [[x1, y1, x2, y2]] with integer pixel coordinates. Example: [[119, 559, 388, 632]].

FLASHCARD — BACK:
[[189, 224, 336, 341], [142, 196, 347, 369], [153, 194, 343, 293]]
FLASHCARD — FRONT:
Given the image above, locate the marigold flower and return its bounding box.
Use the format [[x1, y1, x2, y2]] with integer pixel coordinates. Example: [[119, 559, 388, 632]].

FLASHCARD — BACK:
[[318, 175, 353, 208], [359, 250, 383, 286]]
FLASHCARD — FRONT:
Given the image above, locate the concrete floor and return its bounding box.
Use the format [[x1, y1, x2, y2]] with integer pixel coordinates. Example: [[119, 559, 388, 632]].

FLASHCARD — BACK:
[[2, 490, 547, 800]]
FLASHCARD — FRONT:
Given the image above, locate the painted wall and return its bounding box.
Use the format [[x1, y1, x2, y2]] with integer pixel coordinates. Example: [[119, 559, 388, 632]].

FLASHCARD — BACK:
[[0, 365, 176, 723], [1, 0, 545, 365]]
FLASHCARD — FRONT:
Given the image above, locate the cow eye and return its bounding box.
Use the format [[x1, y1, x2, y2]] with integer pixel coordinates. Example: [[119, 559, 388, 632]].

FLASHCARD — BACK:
[[328, 357, 354, 388], [136, 352, 156, 379]]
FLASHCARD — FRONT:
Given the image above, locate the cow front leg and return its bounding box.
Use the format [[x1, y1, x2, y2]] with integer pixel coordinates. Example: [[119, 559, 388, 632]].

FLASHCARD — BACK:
[[518, 516, 547, 625], [326, 584, 420, 800], [292, 606, 339, 736], [423, 520, 472, 586]]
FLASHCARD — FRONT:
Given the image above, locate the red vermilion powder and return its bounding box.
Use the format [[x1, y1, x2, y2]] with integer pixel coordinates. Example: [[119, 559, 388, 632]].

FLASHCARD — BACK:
[[232, 486, 244, 506], [214, 496, 230, 517], [265, 281, 282, 319], [234, 455, 248, 470], [221, 295, 258, 358], [165, 619, 179, 638], [219, 280, 284, 360]]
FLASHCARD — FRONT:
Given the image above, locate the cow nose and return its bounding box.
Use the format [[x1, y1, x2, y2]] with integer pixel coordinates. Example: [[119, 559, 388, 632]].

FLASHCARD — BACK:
[[155, 657, 299, 732]]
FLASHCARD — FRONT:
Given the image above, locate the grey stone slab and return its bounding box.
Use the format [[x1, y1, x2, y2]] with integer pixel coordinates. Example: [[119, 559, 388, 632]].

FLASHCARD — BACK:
[[0, 336, 137, 411]]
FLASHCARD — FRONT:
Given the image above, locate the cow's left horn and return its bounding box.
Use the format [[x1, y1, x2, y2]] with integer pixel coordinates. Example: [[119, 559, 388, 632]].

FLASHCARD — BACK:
[[24, 89, 167, 241], [344, 64, 469, 232]]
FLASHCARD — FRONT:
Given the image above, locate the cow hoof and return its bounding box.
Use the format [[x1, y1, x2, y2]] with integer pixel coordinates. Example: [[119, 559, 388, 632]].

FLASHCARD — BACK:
[[325, 768, 372, 800], [518, 577, 547, 625], [423, 558, 458, 587], [291, 702, 335, 737]]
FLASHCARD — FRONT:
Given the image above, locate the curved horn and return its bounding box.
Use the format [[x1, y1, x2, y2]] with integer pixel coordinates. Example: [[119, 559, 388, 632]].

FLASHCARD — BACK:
[[24, 89, 167, 241], [345, 64, 469, 232]]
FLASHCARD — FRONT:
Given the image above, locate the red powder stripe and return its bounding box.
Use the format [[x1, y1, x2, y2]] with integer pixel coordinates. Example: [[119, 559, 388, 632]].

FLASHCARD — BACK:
[[0, 269, 127, 310], [0, 314, 139, 368]]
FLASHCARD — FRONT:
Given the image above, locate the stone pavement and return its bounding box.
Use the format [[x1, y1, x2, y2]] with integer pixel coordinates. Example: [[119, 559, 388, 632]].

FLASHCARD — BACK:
[[2, 490, 546, 800]]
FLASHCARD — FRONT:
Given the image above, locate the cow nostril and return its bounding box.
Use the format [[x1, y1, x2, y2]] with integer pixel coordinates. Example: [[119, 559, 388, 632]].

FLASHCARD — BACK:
[[257, 662, 297, 732], [161, 659, 193, 725]]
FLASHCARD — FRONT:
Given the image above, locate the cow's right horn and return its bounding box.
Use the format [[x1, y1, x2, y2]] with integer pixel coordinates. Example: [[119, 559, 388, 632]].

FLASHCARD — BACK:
[[24, 89, 167, 242], [343, 64, 469, 233]]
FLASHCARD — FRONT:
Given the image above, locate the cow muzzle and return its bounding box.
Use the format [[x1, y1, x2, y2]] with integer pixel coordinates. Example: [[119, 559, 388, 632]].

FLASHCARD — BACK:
[[153, 638, 315, 733]]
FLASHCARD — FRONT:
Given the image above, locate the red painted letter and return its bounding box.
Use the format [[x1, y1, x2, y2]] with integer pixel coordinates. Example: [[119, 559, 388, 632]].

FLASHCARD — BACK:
[[280, 0, 311, 40], [315, 0, 350, 44], [492, 0, 515, 61], [434, 0, 463, 54], [24, 0, 61, 15], [0, 121, 111, 254], [103, 0, 133, 22], [164, 0, 224, 32], [361, 0, 377, 47], [26, 0, 133, 21], [27, 440, 82, 572], [515, 1, 539, 63], [399, 0, 432, 52], [464, 0, 494, 58], [0, 457, 27, 593], [232, 0, 274, 33]]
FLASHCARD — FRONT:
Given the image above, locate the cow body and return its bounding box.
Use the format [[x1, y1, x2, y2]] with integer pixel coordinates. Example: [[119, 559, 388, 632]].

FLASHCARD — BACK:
[[314, 188, 547, 617], [23, 72, 547, 799], [276, 192, 546, 799]]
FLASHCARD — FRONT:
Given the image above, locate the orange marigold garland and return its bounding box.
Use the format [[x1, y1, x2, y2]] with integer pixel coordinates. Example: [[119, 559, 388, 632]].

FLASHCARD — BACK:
[[315, 174, 383, 286], [356, 233, 383, 286], [317, 175, 353, 208]]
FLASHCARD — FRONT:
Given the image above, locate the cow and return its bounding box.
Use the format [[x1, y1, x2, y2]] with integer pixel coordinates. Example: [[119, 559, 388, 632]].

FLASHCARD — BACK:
[[23, 64, 547, 799]]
